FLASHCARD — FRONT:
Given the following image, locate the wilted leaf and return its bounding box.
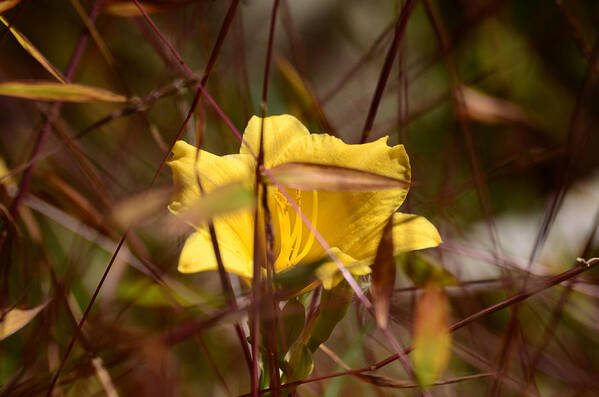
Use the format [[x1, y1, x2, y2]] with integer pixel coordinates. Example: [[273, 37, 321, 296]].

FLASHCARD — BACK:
[[399, 253, 457, 288], [264, 162, 409, 191], [0, 302, 48, 340], [0, 0, 20, 14], [0, 17, 66, 83], [307, 281, 353, 352], [412, 284, 451, 389], [281, 299, 305, 353], [111, 186, 175, 229], [370, 216, 395, 329], [103, 1, 190, 16], [168, 182, 255, 229], [0, 81, 128, 102]]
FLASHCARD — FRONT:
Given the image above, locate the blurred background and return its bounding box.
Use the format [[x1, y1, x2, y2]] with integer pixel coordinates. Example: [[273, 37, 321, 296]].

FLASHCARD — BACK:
[[1, 0, 599, 395]]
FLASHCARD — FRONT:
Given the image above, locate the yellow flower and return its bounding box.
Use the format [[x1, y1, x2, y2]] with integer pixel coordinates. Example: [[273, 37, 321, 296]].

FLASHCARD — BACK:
[[167, 114, 441, 290]]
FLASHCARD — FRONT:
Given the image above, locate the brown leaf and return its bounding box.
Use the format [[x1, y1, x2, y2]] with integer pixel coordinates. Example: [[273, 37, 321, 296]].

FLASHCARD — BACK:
[[264, 162, 409, 192], [0, 81, 128, 102], [370, 215, 396, 329], [0, 0, 20, 14]]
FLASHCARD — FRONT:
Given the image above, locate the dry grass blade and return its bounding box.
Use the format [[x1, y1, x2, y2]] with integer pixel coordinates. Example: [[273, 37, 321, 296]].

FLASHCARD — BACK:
[[264, 162, 410, 191], [0, 81, 128, 102], [0, 16, 67, 83], [0, 301, 48, 340], [69, 0, 115, 67], [102, 1, 189, 16], [0, 0, 20, 14], [357, 372, 493, 389], [370, 215, 395, 329], [461, 86, 529, 125], [412, 284, 451, 389]]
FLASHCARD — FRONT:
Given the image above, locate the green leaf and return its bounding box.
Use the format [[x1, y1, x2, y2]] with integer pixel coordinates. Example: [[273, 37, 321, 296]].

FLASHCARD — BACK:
[[307, 281, 353, 352], [399, 253, 457, 288], [280, 299, 305, 353], [0, 81, 128, 102], [289, 344, 314, 381], [273, 259, 324, 295], [116, 278, 190, 307], [412, 285, 451, 389]]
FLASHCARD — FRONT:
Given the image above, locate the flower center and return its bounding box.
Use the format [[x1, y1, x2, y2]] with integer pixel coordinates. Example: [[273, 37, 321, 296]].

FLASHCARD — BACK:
[[273, 190, 318, 272]]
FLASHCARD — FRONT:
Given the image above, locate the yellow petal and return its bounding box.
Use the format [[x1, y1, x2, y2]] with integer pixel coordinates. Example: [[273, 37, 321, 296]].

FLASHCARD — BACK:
[[240, 114, 310, 166], [315, 248, 371, 290], [272, 134, 410, 262], [168, 140, 255, 276], [356, 212, 442, 259], [392, 212, 441, 254], [167, 140, 255, 214], [178, 229, 253, 278]]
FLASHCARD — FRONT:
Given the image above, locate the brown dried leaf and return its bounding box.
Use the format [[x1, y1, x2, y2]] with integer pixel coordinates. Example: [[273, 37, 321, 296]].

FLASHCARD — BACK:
[[264, 162, 409, 192], [370, 215, 395, 329]]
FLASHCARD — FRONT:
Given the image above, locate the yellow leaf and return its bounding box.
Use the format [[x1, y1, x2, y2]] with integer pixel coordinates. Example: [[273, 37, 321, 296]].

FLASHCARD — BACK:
[[0, 0, 20, 14], [0, 16, 67, 83], [412, 285, 451, 389], [0, 81, 128, 102], [69, 0, 115, 67], [276, 55, 312, 109], [0, 302, 48, 340], [103, 1, 189, 16]]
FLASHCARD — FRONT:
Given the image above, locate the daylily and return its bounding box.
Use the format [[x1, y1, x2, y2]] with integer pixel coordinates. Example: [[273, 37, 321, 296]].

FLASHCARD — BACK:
[[167, 114, 441, 290]]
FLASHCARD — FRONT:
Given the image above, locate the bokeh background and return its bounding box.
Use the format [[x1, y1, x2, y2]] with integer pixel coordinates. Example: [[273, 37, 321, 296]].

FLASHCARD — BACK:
[[1, 0, 599, 396]]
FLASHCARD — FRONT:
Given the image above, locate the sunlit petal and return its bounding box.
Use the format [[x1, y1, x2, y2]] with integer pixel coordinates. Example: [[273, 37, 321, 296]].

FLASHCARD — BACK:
[[178, 229, 253, 278], [272, 133, 410, 262], [240, 114, 310, 166]]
